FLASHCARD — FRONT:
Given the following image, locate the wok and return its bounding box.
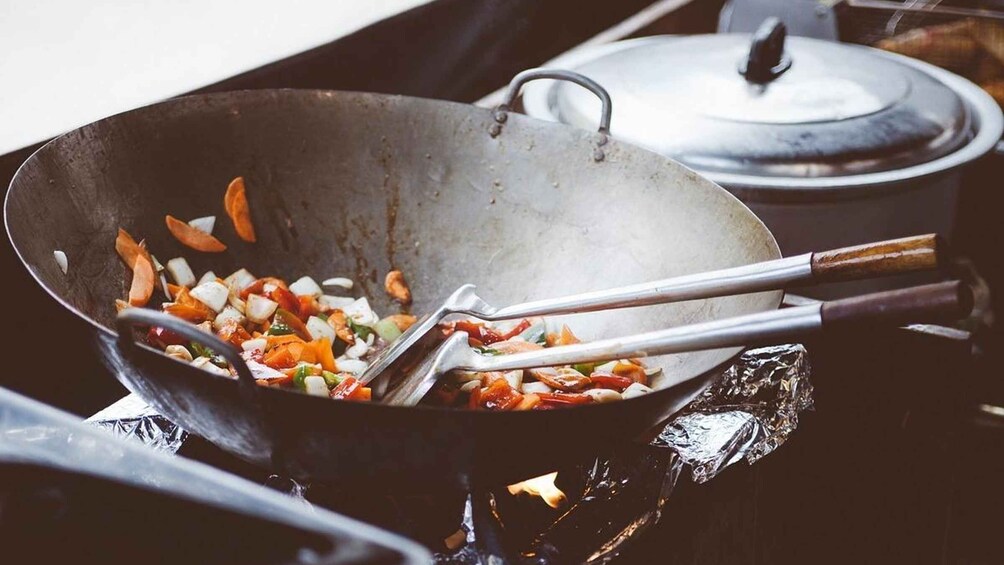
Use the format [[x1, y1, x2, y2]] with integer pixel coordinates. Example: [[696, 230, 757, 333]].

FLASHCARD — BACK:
[[6, 70, 782, 491]]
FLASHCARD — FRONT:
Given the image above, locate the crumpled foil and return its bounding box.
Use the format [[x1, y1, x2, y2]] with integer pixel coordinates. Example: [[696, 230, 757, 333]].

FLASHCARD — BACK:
[[652, 343, 813, 483], [86, 393, 188, 453], [87, 343, 812, 563]]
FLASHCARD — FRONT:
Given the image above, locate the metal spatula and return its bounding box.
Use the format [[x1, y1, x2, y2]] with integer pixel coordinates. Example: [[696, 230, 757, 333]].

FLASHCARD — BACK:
[[359, 234, 942, 391]]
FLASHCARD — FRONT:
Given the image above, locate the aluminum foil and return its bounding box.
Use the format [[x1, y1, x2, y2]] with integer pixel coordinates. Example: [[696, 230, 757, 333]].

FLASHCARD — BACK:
[[86, 393, 188, 453], [652, 343, 813, 483], [86, 343, 812, 563]]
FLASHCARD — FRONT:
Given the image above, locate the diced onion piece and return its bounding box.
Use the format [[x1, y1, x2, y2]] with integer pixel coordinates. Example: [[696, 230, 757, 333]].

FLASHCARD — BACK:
[[224, 268, 256, 293], [336, 359, 368, 375], [451, 371, 481, 384], [306, 315, 336, 342], [460, 380, 481, 393], [622, 382, 654, 399], [228, 294, 246, 314], [503, 370, 523, 390], [53, 250, 68, 274], [191, 357, 231, 377], [322, 277, 354, 290], [166, 257, 197, 287], [190, 281, 230, 312], [289, 276, 323, 297], [188, 216, 216, 235], [303, 376, 329, 397], [583, 388, 622, 403], [213, 305, 245, 331], [594, 360, 619, 373], [342, 297, 378, 325], [245, 294, 279, 324], [164, 345, 193, 362], [644, 365, 663, 377], [247, 359, 286, 380], [241, 338, 267, 353], [197, 270, 218, 286], [318, 295, 355, 310], [521, 381, 553, 395], [345, 338, 369, 359], [372, 318, 403, 343]]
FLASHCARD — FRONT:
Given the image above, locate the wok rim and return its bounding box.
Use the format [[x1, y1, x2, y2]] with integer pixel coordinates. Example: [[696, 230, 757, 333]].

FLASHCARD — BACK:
[[4, 87, 782, 419]]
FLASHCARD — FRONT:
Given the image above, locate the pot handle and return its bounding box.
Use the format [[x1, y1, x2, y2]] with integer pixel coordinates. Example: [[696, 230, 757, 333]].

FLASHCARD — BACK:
[[494, 68, 612, 134], [116, 308, 260, 404], [739, 17, 792, 84]]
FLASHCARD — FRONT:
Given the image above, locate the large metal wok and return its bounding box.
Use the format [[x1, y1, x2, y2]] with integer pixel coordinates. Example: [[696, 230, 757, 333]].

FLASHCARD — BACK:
[[5, 71, 783, 491]]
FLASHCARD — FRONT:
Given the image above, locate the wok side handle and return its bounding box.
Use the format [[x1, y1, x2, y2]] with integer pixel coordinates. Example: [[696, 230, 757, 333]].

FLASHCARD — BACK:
[[115, 309, 261, 404], [494, 68, 613, 135], [811, 234, 944, 283]]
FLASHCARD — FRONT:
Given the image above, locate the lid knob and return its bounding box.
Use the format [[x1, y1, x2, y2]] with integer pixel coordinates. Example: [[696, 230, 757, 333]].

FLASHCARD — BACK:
[[738, 17, 792, 84]]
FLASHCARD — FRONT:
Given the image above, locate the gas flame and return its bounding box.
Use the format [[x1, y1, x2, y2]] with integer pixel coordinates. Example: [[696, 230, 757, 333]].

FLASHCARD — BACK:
[[507, 471, 567, 509]]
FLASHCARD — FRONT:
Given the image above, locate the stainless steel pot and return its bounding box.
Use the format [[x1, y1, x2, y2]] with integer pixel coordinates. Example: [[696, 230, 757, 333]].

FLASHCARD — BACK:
[[521, 20, 1003, 294]]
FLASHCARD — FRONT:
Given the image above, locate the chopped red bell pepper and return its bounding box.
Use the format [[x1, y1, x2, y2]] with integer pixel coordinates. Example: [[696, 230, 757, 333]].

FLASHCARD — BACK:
[[481, 379, 523, 411], [453, 319, 532, 346], [270, 286, 301, 319], [330, 376, 362, 400], [468, 386, 482, 410], [147, 326, 188, 348], [588, 373, 634, 392], [537, 392, 592, 406]]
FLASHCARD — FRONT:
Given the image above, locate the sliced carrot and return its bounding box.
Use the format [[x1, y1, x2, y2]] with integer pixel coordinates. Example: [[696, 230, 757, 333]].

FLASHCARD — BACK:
[[164, 303, 212, 323], [224, 176, 256, 243], [313, 338, 336, 372], [115, 228, 150, 268], [266, 334, 305, 350], [263, 345, 297, 369], [165, 215, 227, 252], [128, 254, 155, 307]]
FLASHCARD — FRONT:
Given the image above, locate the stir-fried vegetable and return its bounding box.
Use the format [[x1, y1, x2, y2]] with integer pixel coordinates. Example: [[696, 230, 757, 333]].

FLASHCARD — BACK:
[[113, 175, 661, 409], [224, 176, 256, 243]]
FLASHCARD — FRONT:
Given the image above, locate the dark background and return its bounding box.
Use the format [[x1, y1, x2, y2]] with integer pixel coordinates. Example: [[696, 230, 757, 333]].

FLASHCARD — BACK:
[[3, 0, 1003, 563]]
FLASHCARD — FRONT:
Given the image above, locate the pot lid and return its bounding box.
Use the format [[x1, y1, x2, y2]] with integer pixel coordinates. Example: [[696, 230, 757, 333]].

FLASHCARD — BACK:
[[542, 19, 972, 180]]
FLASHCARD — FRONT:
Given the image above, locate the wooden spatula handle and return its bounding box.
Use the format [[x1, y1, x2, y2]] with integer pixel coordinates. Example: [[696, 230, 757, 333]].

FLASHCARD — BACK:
[[821, 280, 971, 330], [811, 234, 943, 282]]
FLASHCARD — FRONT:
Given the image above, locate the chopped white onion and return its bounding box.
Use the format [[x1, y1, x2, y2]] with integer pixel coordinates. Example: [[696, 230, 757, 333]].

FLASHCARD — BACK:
[[213, 305, 245, 331], [289, 276, 323, 297], [460, 380, 481, 393], [335, 359, 368, 375], [191, 357, 231, 377], [345, 338, 369, 359], [245, 294, 278, 324], [622, 382, 654, 399], [197, 270, 218, 286], [241, 338, 268, 353], [322, 277, 354, 290], [53, 250, 68, 274], [304, 376, 329, 397], [166, 257, 197, 287], [502, 370, 523, 390], [644, 365, 663, 377], [188, 216, 216, 234], [594, 360, 619, 373], [228, 294, 246, 314], [521, 381, 553, 394], [583, 388, 622, 403], [306, 316, 336, 342], [318, 295, 356, 310], [190, 281, 230, 312], [224, 268, 256, 293], [342, 297, 378, 325], [246, 359, 286, 380]]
